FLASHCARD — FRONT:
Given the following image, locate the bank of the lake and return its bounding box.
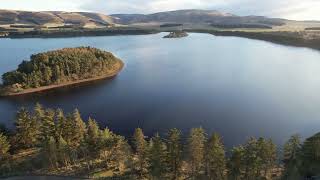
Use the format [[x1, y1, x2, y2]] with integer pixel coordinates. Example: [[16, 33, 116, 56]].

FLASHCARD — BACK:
[[0, 28, 158, 39], [1, 26, 320, 50], [187, 29, 320, 50]]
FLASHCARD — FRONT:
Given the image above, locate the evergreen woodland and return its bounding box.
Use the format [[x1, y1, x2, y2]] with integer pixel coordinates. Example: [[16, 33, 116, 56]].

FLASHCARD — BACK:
[[0, 104, 319, 179], [2, 47, 120, 89]]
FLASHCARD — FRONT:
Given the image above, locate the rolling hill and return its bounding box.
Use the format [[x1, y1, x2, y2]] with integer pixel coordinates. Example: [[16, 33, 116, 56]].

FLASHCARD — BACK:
[[111, 9, 286, 27], [1, 9, 320, 32], [0, 9, 116, 27]]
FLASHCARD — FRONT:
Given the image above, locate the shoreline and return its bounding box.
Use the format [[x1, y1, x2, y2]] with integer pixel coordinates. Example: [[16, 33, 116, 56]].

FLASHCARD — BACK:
[[186, 29, 320, 50], [0, 29, 158, 39], [1, 28, 319, 50], [0, 60, 124, 97]]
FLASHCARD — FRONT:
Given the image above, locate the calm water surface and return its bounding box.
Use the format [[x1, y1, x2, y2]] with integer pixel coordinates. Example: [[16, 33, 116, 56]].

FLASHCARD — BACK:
[[1, 33, 320, 147]]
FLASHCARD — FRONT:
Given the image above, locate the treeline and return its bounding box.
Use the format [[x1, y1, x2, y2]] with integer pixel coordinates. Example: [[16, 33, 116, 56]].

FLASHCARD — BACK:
[[211, 23, 272, 29], [305, 27, 320, 31], [160, 23, 183, 28], [0, 104, 319, 179], [186, 29, 320, 51], [5, 29, 157, 38], [2, 47, 120, 89]]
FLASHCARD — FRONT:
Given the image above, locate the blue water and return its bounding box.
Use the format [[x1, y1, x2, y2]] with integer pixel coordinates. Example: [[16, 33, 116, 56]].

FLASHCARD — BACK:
[[1, 33, 320, 147]]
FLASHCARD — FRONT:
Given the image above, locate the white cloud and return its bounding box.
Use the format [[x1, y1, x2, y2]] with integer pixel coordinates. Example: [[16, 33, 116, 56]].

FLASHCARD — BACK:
[[216, 0, 320, 20], [0, 0, 84, 12], [0, 0, 319, 20]]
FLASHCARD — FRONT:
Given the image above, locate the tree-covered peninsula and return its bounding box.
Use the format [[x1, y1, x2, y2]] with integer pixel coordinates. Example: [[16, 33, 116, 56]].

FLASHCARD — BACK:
[[0, 47, 123, 96]]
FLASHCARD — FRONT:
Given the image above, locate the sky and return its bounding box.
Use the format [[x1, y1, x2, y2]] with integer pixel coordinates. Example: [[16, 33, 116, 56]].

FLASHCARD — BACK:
[[1, 0, 320, 20]]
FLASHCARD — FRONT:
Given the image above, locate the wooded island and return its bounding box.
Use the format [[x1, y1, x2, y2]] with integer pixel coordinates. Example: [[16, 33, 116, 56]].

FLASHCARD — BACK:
[[0, 47, 124, 96], [163, 31, 189, 38]]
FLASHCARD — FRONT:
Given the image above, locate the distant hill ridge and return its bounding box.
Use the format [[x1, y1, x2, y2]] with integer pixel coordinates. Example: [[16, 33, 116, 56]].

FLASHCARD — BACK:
[[0, 9, 306, 28], [0, 9, 115, 26], [111, 9, 286, 26]]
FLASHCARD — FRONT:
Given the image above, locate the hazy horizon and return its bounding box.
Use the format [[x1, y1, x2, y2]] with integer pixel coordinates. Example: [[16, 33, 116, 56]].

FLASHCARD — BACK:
[[1, 0, 320, 21]]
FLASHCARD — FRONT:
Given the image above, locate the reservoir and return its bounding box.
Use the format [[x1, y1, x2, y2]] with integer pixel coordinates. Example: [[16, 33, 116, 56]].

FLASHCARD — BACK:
[[1, 32, 320, 147]]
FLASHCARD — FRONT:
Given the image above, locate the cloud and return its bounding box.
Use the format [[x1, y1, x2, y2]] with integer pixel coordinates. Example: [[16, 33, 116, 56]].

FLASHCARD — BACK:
[[1, 0, 320, 20], [216, 0, 320, 20], [80, 0, 231, 14], [0, 0, 83, 12]]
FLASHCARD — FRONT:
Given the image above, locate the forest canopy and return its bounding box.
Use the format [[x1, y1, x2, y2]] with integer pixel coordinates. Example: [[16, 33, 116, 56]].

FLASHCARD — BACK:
[[1, 47, 122, 91]]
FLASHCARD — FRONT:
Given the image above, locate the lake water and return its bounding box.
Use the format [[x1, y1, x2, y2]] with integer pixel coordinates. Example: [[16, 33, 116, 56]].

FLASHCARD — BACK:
[[1, 33, 320, 147]]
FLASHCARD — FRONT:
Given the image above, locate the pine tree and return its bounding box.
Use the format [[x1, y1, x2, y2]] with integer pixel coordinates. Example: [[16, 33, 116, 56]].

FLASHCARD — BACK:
[[108, 135, 132, 176], [0, 132, 10, 160], [57, 136, 71, 167], [242, 137, 260, 179], [43, 66, 52, 85], [34, 103, 45, 120], [86, 117, 100, 156], [188, 127, 206, 179], [0, 133, 11, 173], [14, 107, 38, 149], [132, 128, 149, 179], [32, 103, 45, 133], [61, 113, 74, 145], [148, 133, 167, 178], [243, 137, 277, 179], [83, 117, 101, 169], [43, 136, 58, 168], [257, 138, 277, 177], [69, 109, 86, 148], [282, 134, 301, 179], [39, 109, 56, 144], [55, 109, 67, 140], [205, 133, 226, 180], [228, 146, 245, 180], [166, 128, 182, 180], [97, 127, 115, 167], [53, 65, 61, 83], [33, 103, 44, 142], [300, 133, 320, 176], [99, 127, 114, 151], [64, 109, 86, 164]]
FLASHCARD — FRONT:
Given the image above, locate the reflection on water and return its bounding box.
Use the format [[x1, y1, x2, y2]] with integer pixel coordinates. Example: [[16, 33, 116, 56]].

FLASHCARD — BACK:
[[1, 33, 320, 147]]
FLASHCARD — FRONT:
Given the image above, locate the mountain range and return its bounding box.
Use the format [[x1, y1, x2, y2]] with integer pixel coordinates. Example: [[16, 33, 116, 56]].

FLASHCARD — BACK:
[[0, 9, 288, 28]]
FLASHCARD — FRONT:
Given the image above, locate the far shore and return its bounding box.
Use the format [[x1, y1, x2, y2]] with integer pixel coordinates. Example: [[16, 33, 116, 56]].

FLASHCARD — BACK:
[[0, 28, 158, 39], [1, 28, 319, 50], [0, 60, 124, 97], [186, 29, 320, 50]]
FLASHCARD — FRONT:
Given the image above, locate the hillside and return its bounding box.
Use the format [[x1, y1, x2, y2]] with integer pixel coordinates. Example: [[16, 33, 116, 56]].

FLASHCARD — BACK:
[[0, 9, 320, 50], [1, 9, 320, 31], [111, 9, 286, 27], [0, 9, 288, 28], [0, 9, 116, 27]]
